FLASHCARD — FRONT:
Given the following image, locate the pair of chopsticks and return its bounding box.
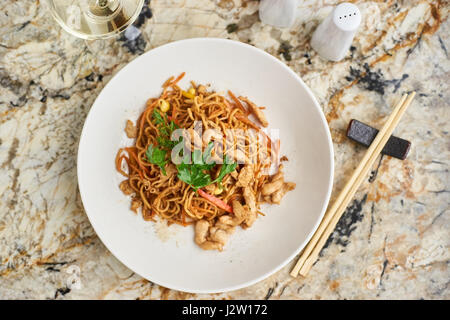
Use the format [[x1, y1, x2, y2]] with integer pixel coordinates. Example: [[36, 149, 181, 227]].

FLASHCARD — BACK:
[[290, 92, 416, 278]]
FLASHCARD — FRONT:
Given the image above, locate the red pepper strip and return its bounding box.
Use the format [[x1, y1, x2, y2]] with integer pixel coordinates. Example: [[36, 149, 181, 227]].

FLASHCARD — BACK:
[[197, 189, 233, 213], [228, 90, 248, 115], [168, 105, 180, 126], [170, 72, 186, 86], [125, 147, 149, 177], [171, 104, 177, 120]]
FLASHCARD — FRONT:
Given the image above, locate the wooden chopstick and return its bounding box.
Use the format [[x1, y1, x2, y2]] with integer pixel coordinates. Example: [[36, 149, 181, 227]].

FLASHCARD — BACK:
[[290, 93, 407, 277], [290, 92, 416, 278]]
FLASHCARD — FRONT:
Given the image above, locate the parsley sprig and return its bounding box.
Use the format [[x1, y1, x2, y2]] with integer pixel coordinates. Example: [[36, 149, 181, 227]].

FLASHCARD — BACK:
[[145, 109, 237, 190], [145, 144, 167, 175], [152, 109, 179, 150], [145, 109, 179, 175], [176, 142, 237, 191]]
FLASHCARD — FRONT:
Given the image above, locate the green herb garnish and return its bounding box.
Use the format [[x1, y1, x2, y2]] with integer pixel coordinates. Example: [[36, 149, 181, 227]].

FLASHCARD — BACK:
[[152, 108, 165, 125], [145, 109, 181, 174], [176, 162, 212, 191], [145, 144, 168, 175], [214, 156, 237, 186], [152, 109, 180, 150], [146, 106, 237, 189], [176, 142, 237, 190], [177, 142, 215, 190], [145, 109, 178, 175]]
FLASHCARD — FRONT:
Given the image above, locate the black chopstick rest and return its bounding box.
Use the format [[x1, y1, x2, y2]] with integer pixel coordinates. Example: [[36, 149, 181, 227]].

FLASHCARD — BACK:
[[346, 119, 411, 160]]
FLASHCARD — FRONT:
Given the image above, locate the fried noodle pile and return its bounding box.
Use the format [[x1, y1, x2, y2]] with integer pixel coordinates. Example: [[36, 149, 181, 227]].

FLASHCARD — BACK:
[[116, 73, 295, 251]]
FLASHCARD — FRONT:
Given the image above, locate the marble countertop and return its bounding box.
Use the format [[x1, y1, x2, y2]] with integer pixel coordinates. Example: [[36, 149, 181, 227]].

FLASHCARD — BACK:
[[0, 0, 448, 299]]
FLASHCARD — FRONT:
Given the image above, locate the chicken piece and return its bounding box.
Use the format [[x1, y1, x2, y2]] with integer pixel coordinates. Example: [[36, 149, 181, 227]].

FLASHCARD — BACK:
[[197, 85, 207, 95], [239, 96, 269, 127], [196, 196, 262, 251], [216, 215, 236, 229], [130, 198, 142, 213], [270, 164, 284, 182], [231, 200, 247, 224], [195, 218, 235, 251], [263, 195, 273, 204], [237, 165, 253, 187], [260, 165, 285, 195], [272, 182, 296, 204], [209, 227, 232, 245], [243, 187, 257, 213], [232, 200, 256, 228], [230, 170, 238, 180], [194, 220, 210, 245], [285, 181, 296, 190], [242, 210, 257, 229], [261, 179, 284, 196], [199, 241, 223, 251], [125, 120, 137, 138], [119, 180, 134, 195]]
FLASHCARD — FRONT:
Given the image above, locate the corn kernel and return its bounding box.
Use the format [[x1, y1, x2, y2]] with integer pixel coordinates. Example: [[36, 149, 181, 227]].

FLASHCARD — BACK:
[[159, 99, 170, 112], [214, 185, 223, 195], [182, 88, 195, 99]]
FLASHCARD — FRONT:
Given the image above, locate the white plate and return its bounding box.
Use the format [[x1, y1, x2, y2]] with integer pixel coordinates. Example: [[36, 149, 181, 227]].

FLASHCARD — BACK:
[[77, 38, 334, 293]]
